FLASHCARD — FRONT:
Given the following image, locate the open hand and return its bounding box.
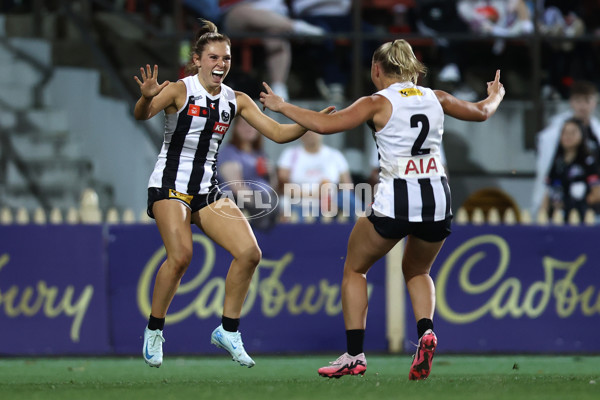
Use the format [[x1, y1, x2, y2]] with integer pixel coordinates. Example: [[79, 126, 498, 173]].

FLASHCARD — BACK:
[[487, 69, 505, 99], [134, 64, 170, 99]]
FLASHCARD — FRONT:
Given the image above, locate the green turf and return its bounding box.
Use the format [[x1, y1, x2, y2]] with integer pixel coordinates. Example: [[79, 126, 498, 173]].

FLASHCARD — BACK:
[[1, 355, 598, 400]]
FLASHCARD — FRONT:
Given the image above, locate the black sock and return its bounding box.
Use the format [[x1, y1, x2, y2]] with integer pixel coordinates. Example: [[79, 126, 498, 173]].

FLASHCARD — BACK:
[[346, 329, 365, 356], [417, 318, 434, 339], [148, 314, 165, 331], [222, 316, 240, 332]]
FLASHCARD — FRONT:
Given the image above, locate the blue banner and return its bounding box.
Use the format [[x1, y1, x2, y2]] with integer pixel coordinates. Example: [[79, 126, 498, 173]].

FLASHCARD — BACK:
[[107, 223, 387, 355], [405, 225, 600, 353], [0, 226, 109, 355]]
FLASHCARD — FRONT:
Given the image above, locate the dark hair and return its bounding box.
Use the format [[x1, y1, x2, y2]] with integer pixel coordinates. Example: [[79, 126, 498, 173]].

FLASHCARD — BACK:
[[570, 81, 598, 98], [555, 117, 590, 163], [184, 19, 231, 76]]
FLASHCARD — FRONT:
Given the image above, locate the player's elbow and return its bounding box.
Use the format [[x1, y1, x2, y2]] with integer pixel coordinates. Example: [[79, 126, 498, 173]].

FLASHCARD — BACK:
[[473, 113, 489, 122], [272, 133, 289, 144], [310, 124, 335, 135], [474, 106, 495, 122]]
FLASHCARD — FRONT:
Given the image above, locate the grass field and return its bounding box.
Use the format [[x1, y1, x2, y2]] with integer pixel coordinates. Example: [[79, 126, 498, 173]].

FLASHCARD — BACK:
[[1, 354, 598, 400]]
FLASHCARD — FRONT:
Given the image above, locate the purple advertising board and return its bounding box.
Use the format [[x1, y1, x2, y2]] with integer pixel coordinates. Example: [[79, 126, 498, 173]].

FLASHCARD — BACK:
[[3, 223, 598, 356], [0, 225, 109, 355], [405, 225, 600, 353], [107, 223, 387, 355]]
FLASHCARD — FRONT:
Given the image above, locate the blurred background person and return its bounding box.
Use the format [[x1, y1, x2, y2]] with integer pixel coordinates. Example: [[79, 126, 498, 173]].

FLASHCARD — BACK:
[[532, 81, 600, 216], [458, 0, 533, 55], [291, 0, 376, 103], [218, 0, 325, 100], [458, 0, 533, 38], [535, 1, 595, 99], [541, 118, 600, 220], [218, 117, 278, 230], [183, 0, 222, 23], [277, 131, 358, 221], [410, 0, 477, 100]]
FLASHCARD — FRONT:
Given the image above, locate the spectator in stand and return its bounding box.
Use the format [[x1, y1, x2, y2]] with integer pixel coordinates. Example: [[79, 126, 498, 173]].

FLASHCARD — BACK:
[[535, 1, 596, 99], [217, 117, 278, 229], [410, 0, 477, 101], [541, 117, 600, 220], [457, 0, 534, 54], [458, 0, 533, 37], [219, 0, 325, 100], [291, 0, 376, 103], [277, 130, 358, 221], [532, 81, 600, 216], [183, 0, 223, 23]]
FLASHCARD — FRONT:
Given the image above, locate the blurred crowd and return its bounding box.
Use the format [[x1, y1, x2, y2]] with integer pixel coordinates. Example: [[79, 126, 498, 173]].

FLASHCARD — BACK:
[[4, 0, 599, 101], [2, 0, 600, 226]]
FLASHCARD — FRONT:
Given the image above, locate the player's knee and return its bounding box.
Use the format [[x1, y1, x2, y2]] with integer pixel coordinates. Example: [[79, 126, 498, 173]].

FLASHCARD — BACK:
[[402, 264, 430, 282], [239, 244, 262, 268], [168, 248, 193, 275], [402, 252, 432, 278], [343, 260, 369, 276]]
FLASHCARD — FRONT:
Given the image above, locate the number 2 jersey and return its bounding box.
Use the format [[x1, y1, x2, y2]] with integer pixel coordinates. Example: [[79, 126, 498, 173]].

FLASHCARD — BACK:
[[371, 82, 452, 222], [148, 74, 236, 194]]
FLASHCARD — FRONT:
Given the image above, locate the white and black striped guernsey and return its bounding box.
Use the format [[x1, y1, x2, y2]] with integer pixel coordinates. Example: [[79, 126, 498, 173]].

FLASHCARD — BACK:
[[148, 75, 236, 194], [371, 82, 452, 222]]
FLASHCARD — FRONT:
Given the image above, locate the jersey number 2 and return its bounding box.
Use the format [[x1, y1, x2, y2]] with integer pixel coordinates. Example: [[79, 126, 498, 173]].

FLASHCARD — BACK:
[[410, 114, 430, 156]]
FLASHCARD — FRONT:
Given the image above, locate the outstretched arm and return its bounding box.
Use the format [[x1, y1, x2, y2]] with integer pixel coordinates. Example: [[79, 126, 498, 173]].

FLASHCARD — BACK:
[[435, 69, 505, 122], [260, 82, 378, 134], [236, 91, 334, 143]]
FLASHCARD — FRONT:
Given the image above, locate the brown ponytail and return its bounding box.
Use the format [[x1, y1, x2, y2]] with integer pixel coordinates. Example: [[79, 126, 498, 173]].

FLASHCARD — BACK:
[[184, 19, 231, 76]]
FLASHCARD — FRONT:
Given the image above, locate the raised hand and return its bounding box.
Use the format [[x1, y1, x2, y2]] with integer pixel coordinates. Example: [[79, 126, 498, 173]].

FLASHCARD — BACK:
[[487, 69, 505, 99], [134, 64, 170, 99], [259, 82, 284, 112]]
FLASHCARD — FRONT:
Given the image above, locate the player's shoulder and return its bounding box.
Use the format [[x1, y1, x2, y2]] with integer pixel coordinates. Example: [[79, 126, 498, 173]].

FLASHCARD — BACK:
[[161, 79, 187, 100], [233, 90, 253, 105]]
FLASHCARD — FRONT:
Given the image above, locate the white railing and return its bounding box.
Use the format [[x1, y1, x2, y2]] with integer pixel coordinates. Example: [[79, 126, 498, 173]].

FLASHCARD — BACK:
[[453, 206, 597, 226], [0, 188, 152, 225], [1, 187, 597, 226]]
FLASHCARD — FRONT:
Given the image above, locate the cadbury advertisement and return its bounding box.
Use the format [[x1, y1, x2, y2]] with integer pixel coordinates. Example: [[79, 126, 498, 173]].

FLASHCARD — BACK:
[[0, 224, 598, 355]]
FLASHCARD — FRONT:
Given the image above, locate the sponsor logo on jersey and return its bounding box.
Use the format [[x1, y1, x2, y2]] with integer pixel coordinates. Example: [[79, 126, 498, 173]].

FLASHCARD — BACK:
[[399, 88, 423, 97], [398, 154, 443, 178], [168, 189, 193, 205], [187, 104, 209, 117], [213, 122, 230, 135]]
